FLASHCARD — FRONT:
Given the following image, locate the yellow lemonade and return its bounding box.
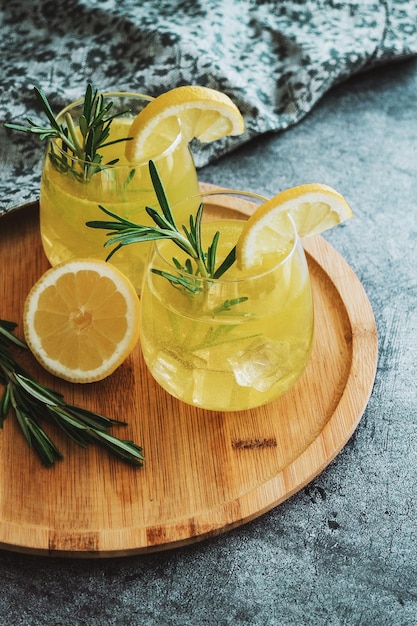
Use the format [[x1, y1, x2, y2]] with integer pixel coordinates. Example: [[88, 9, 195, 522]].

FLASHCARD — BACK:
[[39, 98, 199, 292], [140, 219, 314, 411]]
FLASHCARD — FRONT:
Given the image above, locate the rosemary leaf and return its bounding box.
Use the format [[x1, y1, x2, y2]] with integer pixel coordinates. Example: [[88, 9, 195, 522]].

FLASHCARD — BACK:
[[213, 245, 237, 279], [149, 159, 177, 227], [151, 269, 202, 294], [26, 418, 64, 467], [0, 385, 11, 427], [212, 297, 249, 315], [207, 231, 220, 276], [34, 86, 61, 131]]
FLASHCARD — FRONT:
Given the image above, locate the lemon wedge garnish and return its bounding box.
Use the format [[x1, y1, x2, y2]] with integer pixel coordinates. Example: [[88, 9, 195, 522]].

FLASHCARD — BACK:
[[125, 85, 245, 162], [236, 183, 353, 270]]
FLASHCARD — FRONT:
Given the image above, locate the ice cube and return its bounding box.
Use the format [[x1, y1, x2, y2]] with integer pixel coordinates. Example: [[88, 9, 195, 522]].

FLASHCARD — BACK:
[[228, 337, 296, 392], [192, 369, 236, 409], [151, 349, 205, 399]]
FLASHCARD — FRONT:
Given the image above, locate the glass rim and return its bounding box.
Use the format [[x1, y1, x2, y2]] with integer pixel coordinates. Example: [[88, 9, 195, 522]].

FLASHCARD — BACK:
[[49, 91, 184, 168], [152, 190, 300, 283]]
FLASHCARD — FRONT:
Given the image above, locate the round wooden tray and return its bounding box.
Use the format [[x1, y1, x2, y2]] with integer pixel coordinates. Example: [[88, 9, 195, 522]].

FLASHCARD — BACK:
[[0, 190, 378, 557]]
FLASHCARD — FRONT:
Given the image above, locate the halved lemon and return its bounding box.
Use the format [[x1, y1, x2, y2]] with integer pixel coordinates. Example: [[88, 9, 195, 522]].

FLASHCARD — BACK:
[[23, 259, 140, 383], [125, 85, 245, 162], [236, 183, 353, 270]]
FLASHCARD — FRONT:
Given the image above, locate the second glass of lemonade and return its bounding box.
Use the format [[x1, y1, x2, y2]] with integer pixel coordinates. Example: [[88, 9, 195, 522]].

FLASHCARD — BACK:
[[39, 92, 199, 292], [140, 191, 314, 411]]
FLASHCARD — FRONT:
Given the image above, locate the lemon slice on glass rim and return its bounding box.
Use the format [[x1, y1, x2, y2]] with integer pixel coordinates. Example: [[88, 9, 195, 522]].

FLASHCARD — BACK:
[[236, 183, 353, 270], [125, 85, 245, 162], [23, 259, 140, 383]]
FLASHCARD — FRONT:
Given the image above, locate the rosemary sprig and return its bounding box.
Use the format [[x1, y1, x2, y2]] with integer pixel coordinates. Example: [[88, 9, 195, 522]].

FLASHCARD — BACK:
[[86, 160, 238, 294], [0, 320, 144, 467], [4, 83, 132, 181]]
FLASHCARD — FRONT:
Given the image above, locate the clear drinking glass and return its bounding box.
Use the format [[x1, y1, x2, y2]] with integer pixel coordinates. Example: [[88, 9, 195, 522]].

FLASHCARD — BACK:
[[140, 191, 314, 411], [39, 92, 199, 292]]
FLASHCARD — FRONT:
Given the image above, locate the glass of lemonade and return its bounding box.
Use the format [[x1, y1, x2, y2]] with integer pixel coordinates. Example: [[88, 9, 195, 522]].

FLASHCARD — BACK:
[[39, 92, 199, 292], [140, 191, 314, 411]]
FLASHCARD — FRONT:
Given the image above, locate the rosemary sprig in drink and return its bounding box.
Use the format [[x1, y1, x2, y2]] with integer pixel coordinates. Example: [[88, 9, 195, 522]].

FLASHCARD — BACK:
[[87, 160, 238, 294], [4, 83, 132, 181], [0, 320, 144, 467]]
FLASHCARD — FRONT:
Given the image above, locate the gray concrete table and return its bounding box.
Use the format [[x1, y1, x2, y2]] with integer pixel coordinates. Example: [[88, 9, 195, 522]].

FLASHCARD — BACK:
[[1, 59, 416, 626]]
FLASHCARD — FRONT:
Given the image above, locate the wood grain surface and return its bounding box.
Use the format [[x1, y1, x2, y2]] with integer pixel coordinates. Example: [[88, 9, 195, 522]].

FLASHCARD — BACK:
[[0, 191, 378, 557]]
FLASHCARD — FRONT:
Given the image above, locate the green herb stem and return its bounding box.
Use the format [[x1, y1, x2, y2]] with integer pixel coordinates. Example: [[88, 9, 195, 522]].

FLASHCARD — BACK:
[[4, 84, 132, 182], [86, 160, 236, 292], [0, 320, 144, 467]]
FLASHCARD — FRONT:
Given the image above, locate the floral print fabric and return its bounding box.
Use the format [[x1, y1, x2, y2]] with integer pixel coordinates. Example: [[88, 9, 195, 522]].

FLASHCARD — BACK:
[[1, 0, 416, 214]]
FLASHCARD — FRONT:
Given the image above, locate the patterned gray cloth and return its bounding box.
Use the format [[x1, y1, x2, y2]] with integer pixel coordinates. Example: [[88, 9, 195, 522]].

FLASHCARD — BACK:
[[1, 0, 417, 215]]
